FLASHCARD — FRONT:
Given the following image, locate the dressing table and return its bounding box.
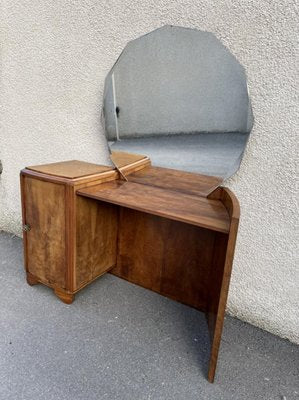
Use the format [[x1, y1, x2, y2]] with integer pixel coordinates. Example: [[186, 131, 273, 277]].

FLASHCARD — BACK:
[[20, 151, 239, 383], [20, 25, 253, 382]]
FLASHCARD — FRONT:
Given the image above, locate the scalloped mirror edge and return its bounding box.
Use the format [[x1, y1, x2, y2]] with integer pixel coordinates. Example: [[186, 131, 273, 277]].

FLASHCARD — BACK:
[[102, 25, 254, 181]]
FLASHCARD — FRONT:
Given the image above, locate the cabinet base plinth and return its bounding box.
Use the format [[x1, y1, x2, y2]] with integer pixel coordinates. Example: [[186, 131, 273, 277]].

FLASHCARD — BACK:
[[26, 272, 39, 286], [54, 288, 75, 304]]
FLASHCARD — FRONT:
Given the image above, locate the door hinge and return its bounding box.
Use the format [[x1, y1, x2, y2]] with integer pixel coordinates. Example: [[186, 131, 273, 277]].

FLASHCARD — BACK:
[[22, 224, 31, 232]]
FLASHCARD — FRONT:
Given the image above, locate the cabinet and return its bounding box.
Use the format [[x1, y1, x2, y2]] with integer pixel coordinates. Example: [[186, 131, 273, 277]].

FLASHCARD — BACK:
[[20, 152, 239, 382]]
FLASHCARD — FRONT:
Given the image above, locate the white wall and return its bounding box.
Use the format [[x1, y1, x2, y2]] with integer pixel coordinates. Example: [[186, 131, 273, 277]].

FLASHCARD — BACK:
[[1, 1, 298, 343]]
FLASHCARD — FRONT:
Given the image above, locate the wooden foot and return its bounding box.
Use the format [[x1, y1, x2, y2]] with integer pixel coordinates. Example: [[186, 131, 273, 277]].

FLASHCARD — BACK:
[[207, 364, 216, 383], [26, 272, 39, 286], [54, 288, 75, 304]]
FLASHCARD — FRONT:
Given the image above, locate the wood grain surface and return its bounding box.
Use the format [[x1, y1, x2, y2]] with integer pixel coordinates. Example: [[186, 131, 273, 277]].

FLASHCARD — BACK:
[[22, 176, 66, 288], [77, 181, 230, 233], [128, 165, 222, 197], [75, 196, 118, 290], [112, 208, 216, 311], [26, 160, 113, 179], [110, 151, 149, 169], [206, 187, 240, 382]]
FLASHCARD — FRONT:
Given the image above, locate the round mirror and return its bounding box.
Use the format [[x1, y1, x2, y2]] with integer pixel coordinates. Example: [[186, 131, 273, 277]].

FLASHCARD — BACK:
[[103, 25, 253, 179]]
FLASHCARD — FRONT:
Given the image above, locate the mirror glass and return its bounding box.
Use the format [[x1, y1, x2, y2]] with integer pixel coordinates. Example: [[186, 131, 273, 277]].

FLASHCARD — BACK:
[[103, 25, 253, 179]]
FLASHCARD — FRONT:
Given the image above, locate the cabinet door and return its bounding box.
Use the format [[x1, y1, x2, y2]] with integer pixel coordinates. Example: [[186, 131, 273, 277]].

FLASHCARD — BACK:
[[75, 196, 118, 290], [22, 176, 67, 288]]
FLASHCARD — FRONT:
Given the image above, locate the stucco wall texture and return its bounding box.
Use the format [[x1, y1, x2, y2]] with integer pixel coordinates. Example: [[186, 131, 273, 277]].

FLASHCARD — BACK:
[[0, 1, 298, 343]]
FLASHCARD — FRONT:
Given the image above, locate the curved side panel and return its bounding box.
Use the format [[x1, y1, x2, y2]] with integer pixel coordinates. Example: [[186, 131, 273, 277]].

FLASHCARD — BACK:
[[208, 186, 240, 219], [206, 187, 240, 382]]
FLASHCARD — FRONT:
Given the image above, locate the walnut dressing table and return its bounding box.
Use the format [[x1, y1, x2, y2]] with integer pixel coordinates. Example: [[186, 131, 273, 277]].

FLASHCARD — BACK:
[[20, 151, 239, 382]]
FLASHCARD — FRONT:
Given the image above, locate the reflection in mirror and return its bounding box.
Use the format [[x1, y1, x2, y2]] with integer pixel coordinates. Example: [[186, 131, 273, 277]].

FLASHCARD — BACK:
[[103, 25, 253, 180]]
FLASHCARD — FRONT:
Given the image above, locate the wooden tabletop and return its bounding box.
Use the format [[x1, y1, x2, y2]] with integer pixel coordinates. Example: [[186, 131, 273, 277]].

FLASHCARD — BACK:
[[110, 151, 149, 169], [77, 181, 230, 233], [127, 166, 222, 197], [26, 152, 150, 179], [26, 160, 113, 179]]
